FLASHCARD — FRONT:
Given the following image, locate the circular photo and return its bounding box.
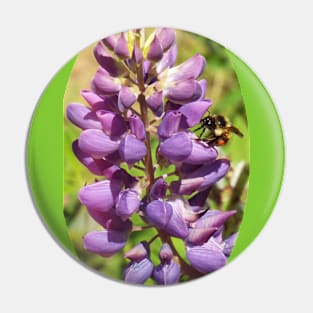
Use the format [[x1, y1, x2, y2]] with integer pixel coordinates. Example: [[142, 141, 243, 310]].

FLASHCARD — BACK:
[[64, 27, 250, 285]]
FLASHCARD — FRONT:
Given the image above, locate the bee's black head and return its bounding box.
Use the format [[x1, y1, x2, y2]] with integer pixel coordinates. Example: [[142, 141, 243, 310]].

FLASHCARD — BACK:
[[216, 115, 227, 128], [201, 115, 215, 128]]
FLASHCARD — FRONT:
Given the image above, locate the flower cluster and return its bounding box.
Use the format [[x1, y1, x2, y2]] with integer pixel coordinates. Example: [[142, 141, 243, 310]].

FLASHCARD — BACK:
[[67, 28, 238, 285]]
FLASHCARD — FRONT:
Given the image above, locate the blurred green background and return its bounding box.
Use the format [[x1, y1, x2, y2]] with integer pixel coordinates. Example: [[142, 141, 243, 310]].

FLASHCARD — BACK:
[[63, 29, 249, 284]]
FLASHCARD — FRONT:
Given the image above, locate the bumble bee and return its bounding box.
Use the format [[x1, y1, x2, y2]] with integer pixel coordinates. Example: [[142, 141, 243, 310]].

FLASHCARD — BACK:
[[194, 113, 243, 146]]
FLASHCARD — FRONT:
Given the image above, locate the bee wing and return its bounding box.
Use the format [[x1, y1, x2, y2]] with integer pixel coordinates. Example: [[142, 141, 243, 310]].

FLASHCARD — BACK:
[[228, 126, 244, 137]]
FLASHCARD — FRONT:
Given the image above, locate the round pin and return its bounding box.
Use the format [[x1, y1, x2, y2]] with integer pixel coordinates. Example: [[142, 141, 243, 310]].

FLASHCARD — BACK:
[[27, 27, 284, 285]]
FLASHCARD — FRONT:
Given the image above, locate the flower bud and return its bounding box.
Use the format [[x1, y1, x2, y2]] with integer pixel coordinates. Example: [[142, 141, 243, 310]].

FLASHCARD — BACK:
[[83, 230, 128, 257], [178, 99, 212, 128], [119, 134, 147, 164], [116, 189, 140, 220], [146, 91, 163, 117], [78, 129, 120, 159], [186, 238, 226, 273], [72, 140, 118, 176], [102, 34, 119, 50], [118, 86, 137, 112], [145, 200, 173, 229], [124, 258, 154, 284], [150, 178, 168, 200], [94, 42, 124, 77], [156, 28, 176, 51], [166, 79, 202, 104], [66, 103, 102, 130], [92, 68, 121, 96], [129, 113, 146, 141], [159, 132, 192, 161], [167, 53, 205, 81], [158, 110, 182, 139], [183, 141, 217, 165], [147, 36, 163, 61], [159, 243, 173, 262], [114, 33, 130, 59], [78, 179, 121, 212], [124, 241, 150, 262], [153, 260, 180, 285]]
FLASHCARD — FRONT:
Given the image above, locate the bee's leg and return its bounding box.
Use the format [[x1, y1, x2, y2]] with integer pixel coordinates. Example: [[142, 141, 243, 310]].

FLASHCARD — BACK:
[[199, 127, 206, 138]]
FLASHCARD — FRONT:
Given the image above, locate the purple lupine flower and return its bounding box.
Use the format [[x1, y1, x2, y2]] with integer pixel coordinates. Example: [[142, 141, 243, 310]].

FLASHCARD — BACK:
[[153, 243, 181, 285], [186, 237, 227, 274], [67, 28, 242, 285], [124, 242, 154, 284]]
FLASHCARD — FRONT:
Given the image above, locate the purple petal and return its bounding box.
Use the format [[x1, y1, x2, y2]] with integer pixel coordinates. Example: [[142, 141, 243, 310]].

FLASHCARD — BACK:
[[116, 189, 140, 220], [124, 258, 154, 284], [66, 103, 102, 130], [183, 141, 217, 165], [223, 232, 238, 257], [86, 207, 131, 232], [170, 177, 204, 195], [78, 129, 119, 158], [96, 110, 127, 138], [158, 110, 182, 139], [159, 132, 192, 161], [186, 227, 218, 245], [159, 243, 174, 262], [92, 68, 121, 96], [156, 28, 176, 51], [119, 134, 147, 164], [94, 42, 123, 77], [150, 178, 168, 200], [187, 238, 227, 273], [129, 113, 146, 141], [187, 159, 231, 191], [199, 79, 207, 100], [146, 91, 163, 117], [147, 36, 163, 61], [168, 53, 206, 81], [179, 100, 212, 128], [72, 140, 118, 176], [153, 260, 180, 285], [102, 34, 119, 50], [83, 230, 128, 257], [78, 180, 121, 212], [132, 44, 143, 64], [145, 200, 173, 229], [165, 198, 189, 239], [118, 86, 137, 111], [124, 241, 150, 262], [80, 90, 115, 111], [157, 43, 177, 73], [166, 79, 202, 104], [114, 33, 130, 59], [194, 210, 237, 229]]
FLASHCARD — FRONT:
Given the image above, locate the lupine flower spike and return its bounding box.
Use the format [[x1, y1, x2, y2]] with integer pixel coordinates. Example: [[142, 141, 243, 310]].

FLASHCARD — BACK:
[[67, 28, 240, 285]]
